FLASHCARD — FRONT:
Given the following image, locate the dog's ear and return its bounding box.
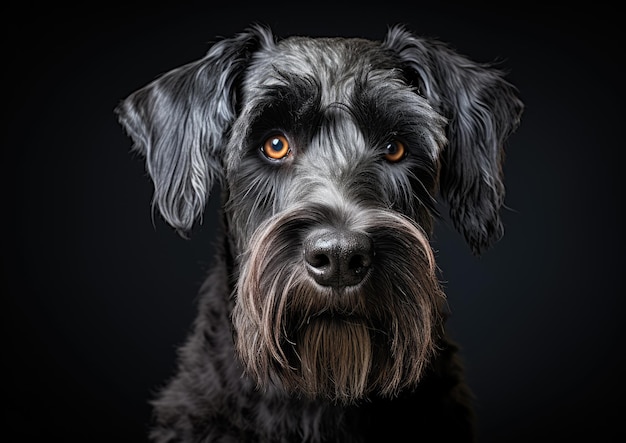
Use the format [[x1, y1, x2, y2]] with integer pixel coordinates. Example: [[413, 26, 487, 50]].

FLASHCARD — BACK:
[[115, 25, 274, 234], [383, 25, 523, 255]]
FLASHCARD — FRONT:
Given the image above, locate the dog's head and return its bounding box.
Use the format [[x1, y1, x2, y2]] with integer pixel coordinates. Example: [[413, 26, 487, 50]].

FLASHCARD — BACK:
[[116, 24, 522, 404]]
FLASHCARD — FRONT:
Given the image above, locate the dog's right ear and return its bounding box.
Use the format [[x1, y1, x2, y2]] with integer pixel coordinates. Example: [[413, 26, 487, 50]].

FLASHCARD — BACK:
[[115, 25, 274, 234]]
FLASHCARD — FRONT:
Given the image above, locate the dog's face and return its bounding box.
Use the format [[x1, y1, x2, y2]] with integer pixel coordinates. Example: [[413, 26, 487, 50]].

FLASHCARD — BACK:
[[116, 25, 522, 404], [227, 36, 448, 403]]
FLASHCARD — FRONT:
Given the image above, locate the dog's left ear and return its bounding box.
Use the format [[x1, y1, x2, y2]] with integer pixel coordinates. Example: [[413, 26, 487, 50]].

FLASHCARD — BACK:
[[384, 26, 524, 255], [116, 25, 274, 235]]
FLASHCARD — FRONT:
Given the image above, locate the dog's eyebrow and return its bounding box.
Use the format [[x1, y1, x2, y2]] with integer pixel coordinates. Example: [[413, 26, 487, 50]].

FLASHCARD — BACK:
[[248, 72, 323, 136], [345, 73, 446, 156]]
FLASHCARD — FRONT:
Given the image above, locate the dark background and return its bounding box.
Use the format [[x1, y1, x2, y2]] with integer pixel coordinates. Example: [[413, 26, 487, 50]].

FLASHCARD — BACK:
[[4, 2, 624, 441]]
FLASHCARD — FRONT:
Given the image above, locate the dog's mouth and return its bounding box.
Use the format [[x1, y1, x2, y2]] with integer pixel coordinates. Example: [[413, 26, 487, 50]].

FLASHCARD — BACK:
[[286, 282, 373, 329], [305, 309, 366, 323]]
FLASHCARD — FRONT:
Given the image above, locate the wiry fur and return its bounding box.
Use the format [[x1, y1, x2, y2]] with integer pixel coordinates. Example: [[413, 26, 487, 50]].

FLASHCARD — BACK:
[[116, 24, 522, 442], [232, 206, 445, 403]]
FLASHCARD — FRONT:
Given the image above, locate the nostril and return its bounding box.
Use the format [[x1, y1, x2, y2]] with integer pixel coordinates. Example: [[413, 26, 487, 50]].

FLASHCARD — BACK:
[[348, 253, 371, 274], [304, 235, 338, 287], [308, 253, 330, 269]]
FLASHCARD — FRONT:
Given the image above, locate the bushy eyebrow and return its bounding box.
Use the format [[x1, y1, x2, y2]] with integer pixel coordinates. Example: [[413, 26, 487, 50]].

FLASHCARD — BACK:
[[347, 74, 441, 147], [247, 72, 323, 139]]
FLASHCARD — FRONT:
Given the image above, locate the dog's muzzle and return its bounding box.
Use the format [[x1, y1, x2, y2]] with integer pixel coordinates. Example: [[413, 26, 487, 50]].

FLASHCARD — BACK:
[[304, 229, 374, 289], [232, 204, 446, 404]]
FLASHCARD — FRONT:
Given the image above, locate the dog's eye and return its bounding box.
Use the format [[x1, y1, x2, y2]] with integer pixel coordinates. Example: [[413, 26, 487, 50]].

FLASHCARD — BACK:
[[261, 134, 291, 160], [383, 140, 406, 163]]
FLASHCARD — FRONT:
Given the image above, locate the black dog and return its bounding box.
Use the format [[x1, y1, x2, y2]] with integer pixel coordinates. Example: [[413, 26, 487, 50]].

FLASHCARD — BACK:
[[116, 24, 522, 442]]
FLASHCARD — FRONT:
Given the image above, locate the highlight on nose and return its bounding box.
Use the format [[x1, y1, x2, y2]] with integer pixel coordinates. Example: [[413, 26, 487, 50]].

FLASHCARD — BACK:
[[304, 229, 374, 288]]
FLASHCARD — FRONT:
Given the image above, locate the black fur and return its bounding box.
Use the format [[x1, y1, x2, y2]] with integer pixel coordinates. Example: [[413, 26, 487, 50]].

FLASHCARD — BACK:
[[116, 24, 522, 442]]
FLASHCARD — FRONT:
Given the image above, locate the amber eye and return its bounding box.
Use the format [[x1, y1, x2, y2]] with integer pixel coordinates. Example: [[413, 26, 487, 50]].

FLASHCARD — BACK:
[[262, 134, 291, 160], [383, 140, 406, 162]]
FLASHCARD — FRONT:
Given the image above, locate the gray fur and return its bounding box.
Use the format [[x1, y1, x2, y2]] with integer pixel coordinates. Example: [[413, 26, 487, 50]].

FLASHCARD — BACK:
[[116, 23, 522, 442]]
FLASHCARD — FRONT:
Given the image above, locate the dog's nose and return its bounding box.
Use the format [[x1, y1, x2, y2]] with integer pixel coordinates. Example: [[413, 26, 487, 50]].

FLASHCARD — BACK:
[[304, 230, 374, 288]]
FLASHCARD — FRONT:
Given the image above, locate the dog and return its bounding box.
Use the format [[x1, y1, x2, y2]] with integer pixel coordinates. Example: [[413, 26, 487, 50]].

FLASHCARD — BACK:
[[116, 23, 523, 442]]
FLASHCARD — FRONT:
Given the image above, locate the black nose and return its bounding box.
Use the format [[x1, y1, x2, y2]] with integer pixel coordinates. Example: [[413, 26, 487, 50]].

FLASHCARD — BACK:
[[304, 229, 374, 288]]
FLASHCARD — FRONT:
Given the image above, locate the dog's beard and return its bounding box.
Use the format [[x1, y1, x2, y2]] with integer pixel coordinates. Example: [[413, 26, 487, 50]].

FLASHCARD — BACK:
[[232, 206, 446, 405]]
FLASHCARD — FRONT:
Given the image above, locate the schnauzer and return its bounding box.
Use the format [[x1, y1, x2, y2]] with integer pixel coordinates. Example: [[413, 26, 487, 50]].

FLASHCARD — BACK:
[[116, 24, 522, 442]]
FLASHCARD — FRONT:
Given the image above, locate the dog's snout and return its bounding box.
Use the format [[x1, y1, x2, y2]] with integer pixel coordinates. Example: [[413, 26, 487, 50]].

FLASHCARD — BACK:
[[304, 230, 373, 288]]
